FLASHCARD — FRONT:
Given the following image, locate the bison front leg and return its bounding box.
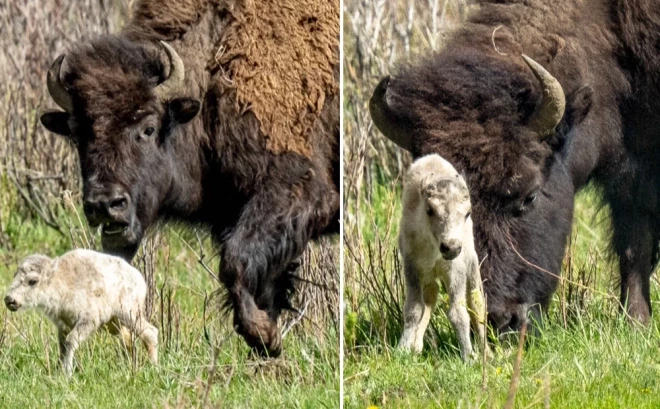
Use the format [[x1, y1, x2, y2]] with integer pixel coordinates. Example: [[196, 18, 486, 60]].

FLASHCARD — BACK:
[[611, 204, 656, 325], [220, 178, 338, 357]]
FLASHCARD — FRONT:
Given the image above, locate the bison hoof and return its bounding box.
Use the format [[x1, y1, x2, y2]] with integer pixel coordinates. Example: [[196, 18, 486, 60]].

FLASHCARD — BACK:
[[241, 325, 282, 358], [236, 306, 282, 358]]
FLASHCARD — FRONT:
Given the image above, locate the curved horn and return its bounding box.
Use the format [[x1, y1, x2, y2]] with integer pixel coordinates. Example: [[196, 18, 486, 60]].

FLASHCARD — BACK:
[[154, 41, 185, 101], [522, 54, 566, 139], [368, 76, 413, 151], [46, 54, 73, 112]]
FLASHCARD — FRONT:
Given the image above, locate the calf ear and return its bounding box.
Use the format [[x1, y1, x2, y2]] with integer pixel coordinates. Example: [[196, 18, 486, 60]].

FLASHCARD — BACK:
[[169, 98, 201, 125], [40, 111, 71, 136]]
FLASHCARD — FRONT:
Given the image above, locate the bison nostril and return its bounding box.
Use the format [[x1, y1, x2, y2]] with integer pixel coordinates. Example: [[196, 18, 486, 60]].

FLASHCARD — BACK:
[[109, 197, 128, 210], [83, 202, 95, 216]]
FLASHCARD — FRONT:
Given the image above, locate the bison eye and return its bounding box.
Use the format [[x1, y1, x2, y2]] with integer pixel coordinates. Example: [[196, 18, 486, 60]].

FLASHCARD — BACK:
[[28, 279, 38, 286], [426, 207, 434, 217], [143, 127, 156, 137], [513, 191, 539, 216], [523, 192, 537, 205], [465, 211, 471, 220]]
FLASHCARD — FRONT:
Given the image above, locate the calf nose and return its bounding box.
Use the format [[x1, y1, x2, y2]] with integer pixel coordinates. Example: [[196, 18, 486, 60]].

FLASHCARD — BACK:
[[83, 184, 130, 225], [4, 295, 18, 311], [440, 240, 462, 260]]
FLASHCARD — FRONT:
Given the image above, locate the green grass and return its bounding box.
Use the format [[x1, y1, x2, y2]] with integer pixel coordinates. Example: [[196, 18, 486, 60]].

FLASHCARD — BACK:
[[344, 185, 660, 409], [0, 210, 339, 408]]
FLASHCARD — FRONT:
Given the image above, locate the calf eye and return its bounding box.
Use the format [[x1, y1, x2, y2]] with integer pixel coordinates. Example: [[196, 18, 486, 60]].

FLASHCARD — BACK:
[[28, 279, 38, 286], [142, 126, 155, 137], [426, 207, 434, 216]]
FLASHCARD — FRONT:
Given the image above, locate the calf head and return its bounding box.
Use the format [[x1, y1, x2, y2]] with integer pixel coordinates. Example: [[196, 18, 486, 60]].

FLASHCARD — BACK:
[[40, 38, 202, 260], [418, 169, 472, 261], [4, 254, 52, 312]]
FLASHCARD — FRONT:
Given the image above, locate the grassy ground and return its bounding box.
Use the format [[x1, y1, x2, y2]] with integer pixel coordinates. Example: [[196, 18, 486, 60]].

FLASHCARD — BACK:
[[343, 185, 660, 409], [0, 210, 339, 408]]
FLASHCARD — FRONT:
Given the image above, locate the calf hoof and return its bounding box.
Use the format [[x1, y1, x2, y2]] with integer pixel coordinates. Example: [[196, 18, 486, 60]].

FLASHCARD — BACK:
[[148, 346, 159, 365], [397, 338, 422, 354]]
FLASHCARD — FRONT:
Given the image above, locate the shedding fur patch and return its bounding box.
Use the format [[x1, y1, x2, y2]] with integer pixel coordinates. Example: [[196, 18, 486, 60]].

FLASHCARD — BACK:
[[217, 0, 339, 156]]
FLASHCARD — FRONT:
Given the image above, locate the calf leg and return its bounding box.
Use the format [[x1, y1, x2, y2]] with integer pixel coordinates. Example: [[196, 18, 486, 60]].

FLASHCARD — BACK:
[[57, 327, 70, 366], [220, 176, 338, 356], [118, 314, 158, 365], [134, 318, 159, 364], [399, 261, 438, 352], [61, 320, 96, 377], [446, 273, 474, 361], [611, 204, 656, 324], [106, 317, 135, 359]]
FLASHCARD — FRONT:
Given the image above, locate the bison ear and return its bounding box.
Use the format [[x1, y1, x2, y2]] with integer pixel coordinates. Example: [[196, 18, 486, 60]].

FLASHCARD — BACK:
[[550, 85, 592, 150], [40, 111, 71, 137], [169, 98, 201, 125], [564, 85, 593, 128]]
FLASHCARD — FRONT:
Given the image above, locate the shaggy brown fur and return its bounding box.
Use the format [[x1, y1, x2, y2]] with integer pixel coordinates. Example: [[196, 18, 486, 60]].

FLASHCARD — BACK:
[[216, 0, 339, 156], [372, 0, 660, 332], [41, 0, 339, 356]]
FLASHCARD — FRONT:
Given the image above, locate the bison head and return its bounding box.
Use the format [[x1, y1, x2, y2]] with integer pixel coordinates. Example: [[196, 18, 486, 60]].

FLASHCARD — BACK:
[[40, 38, 201, 260], [371, 52, 593, 332]]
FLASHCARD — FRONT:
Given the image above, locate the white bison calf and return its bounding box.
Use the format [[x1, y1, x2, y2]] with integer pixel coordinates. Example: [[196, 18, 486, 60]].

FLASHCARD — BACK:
[[398, 154, 489, 360], [4, 249, 158, 376]]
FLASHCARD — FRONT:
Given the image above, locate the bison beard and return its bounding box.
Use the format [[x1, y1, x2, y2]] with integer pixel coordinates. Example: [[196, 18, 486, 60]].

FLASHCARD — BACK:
[[370, 0, 660, 332], [39, 0, 339, 356]]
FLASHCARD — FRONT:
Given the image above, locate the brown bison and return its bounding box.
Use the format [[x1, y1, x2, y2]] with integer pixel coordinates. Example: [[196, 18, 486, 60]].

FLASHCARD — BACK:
[[40, 0, 339, 356], [370, 0, 660, 332]]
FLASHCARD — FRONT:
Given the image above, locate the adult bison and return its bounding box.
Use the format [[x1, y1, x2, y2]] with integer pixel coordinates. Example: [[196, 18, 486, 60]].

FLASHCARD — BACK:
[[370, 0, 660, 331], [39, 0, 339, 356]]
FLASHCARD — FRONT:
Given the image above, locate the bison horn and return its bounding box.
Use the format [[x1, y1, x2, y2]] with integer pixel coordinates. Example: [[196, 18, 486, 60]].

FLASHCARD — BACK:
[[522, 54, 566, 139], [369, 76, 413, 151], [46, 54, 74, 113], [154, 41, 185, 101]]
